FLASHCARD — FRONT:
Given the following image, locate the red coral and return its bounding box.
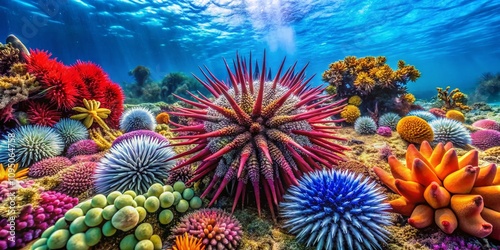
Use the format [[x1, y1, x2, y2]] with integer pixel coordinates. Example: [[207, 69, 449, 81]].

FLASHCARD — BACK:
[[27, 102, 62, 126], [69, 61, 108, 101]]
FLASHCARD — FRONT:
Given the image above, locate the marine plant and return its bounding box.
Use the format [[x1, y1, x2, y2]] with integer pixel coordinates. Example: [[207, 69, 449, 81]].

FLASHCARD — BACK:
[[70, 98, 111, 130], [89, 128, 122, 150], [280, 169, 391, 250], [119, 107, 157, 133], [28, 156, 72, 178], [0, 125, 64, 168], [171, 209, 243, 250], [94, 135, 175, 195], [406, 110, 437, 122], [340, 104, 361, 124], [53, 118, 89, 147], [354, 116, 377, 135], [471, 129, 500, 150], [436, 86, 471, 112], [173, 233, 205, 250], [0, 163, 28, 181], [66, 139, 100, 158], [396, 116, 434, 144], [378, 112, 401, 130], [169, 52, 348, 218], [429, 118, 471, 148], [373, 141, 500, 240]]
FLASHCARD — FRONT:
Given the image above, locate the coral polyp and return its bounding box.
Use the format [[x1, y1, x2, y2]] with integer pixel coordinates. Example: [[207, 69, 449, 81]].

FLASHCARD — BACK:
[[170, 52, 348, 218]]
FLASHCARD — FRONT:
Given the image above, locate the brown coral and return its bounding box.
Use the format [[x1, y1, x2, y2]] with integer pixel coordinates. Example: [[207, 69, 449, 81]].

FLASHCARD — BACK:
[[436, 86, 471, 112], [0, 73, 39, 110]]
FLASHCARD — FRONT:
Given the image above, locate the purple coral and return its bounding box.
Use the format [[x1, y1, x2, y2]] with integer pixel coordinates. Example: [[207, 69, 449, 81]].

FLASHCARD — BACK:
[[0, 191, 78, 249], [472, 119, 500, 131], [471, 129, 500, 150], [66, 139, 100, 158], [377, 126, 392, 137], [432, 236, 481, 250], [28, 156, 72, 178], [56, 162, 97, 196], [111, 129, 167, 147], [171, 209, 243, 250], [70, 151, 106, 164]]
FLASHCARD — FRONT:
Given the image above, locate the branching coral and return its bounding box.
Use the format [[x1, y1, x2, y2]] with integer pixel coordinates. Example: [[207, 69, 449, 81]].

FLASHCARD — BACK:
[[89, 128, 122, 150], [70, 98, 111, 130], [373, 141, 500, 240], [436, 86, 471, 112], [169, 52, 348, 218]]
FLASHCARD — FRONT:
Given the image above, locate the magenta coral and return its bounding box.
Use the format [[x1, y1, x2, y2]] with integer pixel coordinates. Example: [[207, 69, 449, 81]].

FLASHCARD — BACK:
[[166, 161, 194, 187], [471, 129, 500, 150], [171, 209, 243, 250], [0, 180, 35, 202], [0, 191, 78, 249], [376, 126, 392, 137], [28, 156, 72, 178], [56, 162, 97, 196], [472, 119, 500, 131], [70, 152, 106, 164], [66, 139, 100, 158]]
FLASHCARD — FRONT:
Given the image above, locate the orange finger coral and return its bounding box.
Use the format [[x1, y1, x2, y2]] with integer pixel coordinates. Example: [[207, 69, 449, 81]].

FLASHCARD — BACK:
[[373, 141, 500, 239], [0, 163, 28, 181], [396, 116, 434, 144], [172, 233, 205, 250]]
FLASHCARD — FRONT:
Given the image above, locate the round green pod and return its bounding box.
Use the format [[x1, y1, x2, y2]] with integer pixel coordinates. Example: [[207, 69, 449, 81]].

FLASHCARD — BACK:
[[85, 227, 102, 246], [53, 217, 69, 230], [134, 195, 146, 207], [102, 204, 118, 220], [182, 188, 195, 201], [123, 190, 137, 198], [84, 207, 104, 227], [66, 233, 89, 250], [136, 207, 147, 223], [107, 191, 122, 204], [120, 234, 138, 250], [173, 181, 186, 193], [147, 183, 164, 198], [175, 199, 189, 213], [158, 209, 174, 225], [76, 200, 92, 214], [114, 195, 137, 210], [150, 234, 162, 250], [46, 229, 70, 249], [64, 207, 84, 222], [31, 238, 47, 249], [34, 246, 48, 250], [102, 221, 117, 237], [69, 216, 88, 234], [134, 223, 153, 241], [172, 191, 182, 205], [144, 196, 160, 213], [41, 225, 55, 238], [189, 196, 202, 209], [111, 206, 139, 231], [91, 194, 108, 208], [134, 239, 154, 250], [159, 192, 174, 208], [163, 185, 173, 192]]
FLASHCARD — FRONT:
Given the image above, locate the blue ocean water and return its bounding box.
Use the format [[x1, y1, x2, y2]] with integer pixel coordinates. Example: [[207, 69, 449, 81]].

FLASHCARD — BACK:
[[1, 0, 499, 98]]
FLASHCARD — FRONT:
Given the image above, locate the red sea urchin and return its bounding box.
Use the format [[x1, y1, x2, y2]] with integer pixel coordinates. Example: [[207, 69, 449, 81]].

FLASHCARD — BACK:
[[169, 52, 348, 218]]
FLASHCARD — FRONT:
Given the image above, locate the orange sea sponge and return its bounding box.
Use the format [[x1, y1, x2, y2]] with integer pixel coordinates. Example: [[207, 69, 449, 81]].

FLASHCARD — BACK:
[[396, 116, 434, 144], [341, 105, 361, 124], [373, 141, 500, 239], [347, 95, 362, 106], [445, 110, 465, 123], [156, 112, 170, 124]]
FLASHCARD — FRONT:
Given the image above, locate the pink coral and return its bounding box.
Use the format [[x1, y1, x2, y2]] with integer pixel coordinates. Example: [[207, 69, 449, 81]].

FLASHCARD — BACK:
[[0, 180, 35, 202], [28, 156, 72, 178], [56, 162, 97, 196], [472, 119, 500, 131], [66, 139, 100, 158], [429, 108, 446, 118], [376, 126, 392, 137], [70, 152, 106, 164], [471, 129, 500, 150]]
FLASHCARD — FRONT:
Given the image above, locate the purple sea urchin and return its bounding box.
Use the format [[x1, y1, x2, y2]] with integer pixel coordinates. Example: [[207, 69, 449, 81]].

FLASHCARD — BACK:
[[57, 162, 97, 196], [169, 52, 348, 218], [28, 156, 72, 178], [66, 139, 100, 158]]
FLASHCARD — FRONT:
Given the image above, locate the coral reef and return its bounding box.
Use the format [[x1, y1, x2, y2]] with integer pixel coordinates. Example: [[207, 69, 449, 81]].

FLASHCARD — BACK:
[[173, 232, 205, 250], [396, 116, 434, 144], [470, 73, 500, 103], [66, 139, 100, 159], [171, 209, 243, 250], [28, 156, 72, 178], [26, 102, 61, 127], [354, 116, 377, 135], [471, 129, 500, 150], [71, 98, 112, 130], [378, 112, 401, 131], [129, 65, 150, 86], [53, 118, 89, 148], [166, 163, 195, 187], [340, 104, 361, 124], [429, 118, 471, 148], [280, 169, 391, 250], [94, 135, 175, 195], [373, 141, 500, 240], [111, 129, 167, 147], [436, 86, 471, 112], [119, 107, 157, 133], [89, 128, 122, 150], [169, 53, 348, 218]]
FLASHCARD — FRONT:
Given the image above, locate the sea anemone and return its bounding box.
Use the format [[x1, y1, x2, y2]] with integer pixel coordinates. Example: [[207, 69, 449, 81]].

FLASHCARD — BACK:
[[94, 135, 175, 195], [166, 162, 195, 187], [53, 118, 89, 147], [119, 107, 157, 133], [280, 169, 391, 250], [397, 116, 434, 144], [26, 102, 62, 127], [66, 139, 100, 158], [28, 156, 72, 178], [407, 110, 437, 122], [169, 53, 347, 218], [378, 112, 401, 131], [57, 162, 97, 196], [354, 116, 377, 135], [429, 118, 471, 148], [171, 209, 243, 250], [0, 125, 64, 168]]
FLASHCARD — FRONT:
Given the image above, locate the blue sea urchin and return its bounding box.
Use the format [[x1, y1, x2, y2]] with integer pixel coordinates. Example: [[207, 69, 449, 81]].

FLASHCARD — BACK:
[[53, 118, 89, 147], [429, 118, 471, 148], [169, 52, 348, 218], [94, 135, 175, 194], [280, 169, 391, 250], [119, 107, 157, 133], [378, 112, 401, 130], [354, 116, 377, 135]]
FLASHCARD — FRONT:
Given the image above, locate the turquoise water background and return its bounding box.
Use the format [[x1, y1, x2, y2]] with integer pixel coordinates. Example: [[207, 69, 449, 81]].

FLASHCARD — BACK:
[[1, 0, 499, 98]]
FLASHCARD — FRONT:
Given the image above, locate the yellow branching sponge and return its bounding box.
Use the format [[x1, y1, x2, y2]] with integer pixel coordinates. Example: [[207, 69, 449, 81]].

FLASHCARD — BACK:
[[340, 105, 361, 124], [373, 141, 500, 240], [436, 86, 471, 112], [402, 93, 416, 104], [396, 116, 434, 144], [445, 110, 465, 123]]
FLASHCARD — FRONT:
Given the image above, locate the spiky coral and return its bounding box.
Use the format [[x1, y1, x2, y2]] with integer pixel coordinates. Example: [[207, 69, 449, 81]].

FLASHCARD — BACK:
[[378, 112, 401, 131], [340, 104, 360, 124], [171, 209, 243, 250], [436, 86, 471, 112], [66, 139, 100, 158], [169, 53, 348, 218], [71, 98, 111, 130], [397, 116, 434, 144], [373, 141, 500, 239], [57, 161, 97, 196], [89, 128, 122, 150], [28, 156, 72, 178], [26, 102, 61, 127], [429, 118, 471, 148], [407, 110, 437, 122], [280, 169, 391, 250], [0, 163, 28, 181], [471, 129, 500, 150], [354, 116, 377, 135]]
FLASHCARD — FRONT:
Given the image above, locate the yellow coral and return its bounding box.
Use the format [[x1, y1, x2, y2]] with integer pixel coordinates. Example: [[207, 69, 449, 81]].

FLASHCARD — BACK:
[[340, 105, 361, 124], [353, 72, 376, 92], [89, 128, 122, 150], [402, 93, 416, 104], [484, 146, 500, 157], [347, 95, 362, 106], [446, 110, 465, 123], [437, 86, 471, 112], [0, 163, 28, 181], [0, 73, 39, 109], [71, 99, 111, 130], [396, 116, 434, 144]]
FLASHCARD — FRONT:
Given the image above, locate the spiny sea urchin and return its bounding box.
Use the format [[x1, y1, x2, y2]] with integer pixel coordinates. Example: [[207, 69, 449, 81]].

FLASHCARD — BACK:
[[169, 52, 348, 218], [53, 118, 89, 147]]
